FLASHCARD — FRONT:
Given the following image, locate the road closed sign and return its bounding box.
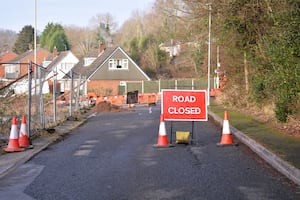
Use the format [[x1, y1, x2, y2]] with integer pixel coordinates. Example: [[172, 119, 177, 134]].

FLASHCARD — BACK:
[[161, 89, 207, 121]]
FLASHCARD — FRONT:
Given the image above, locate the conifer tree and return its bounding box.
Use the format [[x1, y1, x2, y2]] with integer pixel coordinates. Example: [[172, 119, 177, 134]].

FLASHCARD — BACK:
[[40, 23, 70, 52], [13, 25, 35, 54]]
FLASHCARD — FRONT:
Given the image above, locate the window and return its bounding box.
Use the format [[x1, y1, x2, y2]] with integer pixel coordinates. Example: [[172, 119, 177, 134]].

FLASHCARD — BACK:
[[5, 64, 19, 79], [61, 63, 74, 71], [108, 59, 128, 70], [122, 59, 128, 69], [108, 59, 115, 69], [84, 57, 96, 66], [5, 64, 15, 73], [42, 61, 51, 67]]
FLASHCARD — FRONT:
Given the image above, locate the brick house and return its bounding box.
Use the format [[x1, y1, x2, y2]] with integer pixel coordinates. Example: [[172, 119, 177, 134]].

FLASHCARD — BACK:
[[0, 52, 18, 78], [73, 45, 150, 96], [2, 48, 50, 80]]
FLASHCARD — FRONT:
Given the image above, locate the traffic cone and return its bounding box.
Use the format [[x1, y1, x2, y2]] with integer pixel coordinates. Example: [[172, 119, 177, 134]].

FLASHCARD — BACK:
[[3, 116, 25, 152], [153, 114, 173, 148], [19, 115, 30, 148], [217, 111, 237, 146]]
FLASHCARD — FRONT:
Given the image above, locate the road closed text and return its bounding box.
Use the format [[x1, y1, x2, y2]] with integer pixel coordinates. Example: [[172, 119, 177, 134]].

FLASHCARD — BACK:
[[172, 95, 196, 103], [168, 106, 201, 115]]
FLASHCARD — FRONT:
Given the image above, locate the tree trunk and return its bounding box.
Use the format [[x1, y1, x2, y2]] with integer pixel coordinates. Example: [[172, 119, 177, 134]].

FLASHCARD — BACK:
[[244, 51, 249, 93]]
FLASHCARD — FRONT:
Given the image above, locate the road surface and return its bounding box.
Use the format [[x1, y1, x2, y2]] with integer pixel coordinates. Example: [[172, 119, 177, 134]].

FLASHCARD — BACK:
[[0, 105, 299, 199]]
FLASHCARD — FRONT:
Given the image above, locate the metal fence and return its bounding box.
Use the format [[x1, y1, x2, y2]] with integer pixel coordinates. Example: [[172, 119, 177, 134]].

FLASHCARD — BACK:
[[124, 79, 212, 94], [0, 61, 86, 139]]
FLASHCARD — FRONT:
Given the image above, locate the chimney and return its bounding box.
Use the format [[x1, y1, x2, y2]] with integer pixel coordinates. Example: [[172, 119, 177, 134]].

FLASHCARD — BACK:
[[28, 43, 33, 51], [99, 42, 105, 54], [53, 46, 58, 58]]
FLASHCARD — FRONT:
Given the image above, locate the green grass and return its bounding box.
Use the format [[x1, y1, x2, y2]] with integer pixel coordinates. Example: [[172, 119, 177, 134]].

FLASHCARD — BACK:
[[210, 100, 300, 169]]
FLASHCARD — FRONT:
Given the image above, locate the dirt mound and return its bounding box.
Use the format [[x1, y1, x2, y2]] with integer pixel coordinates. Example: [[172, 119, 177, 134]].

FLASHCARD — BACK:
[[91, 101, 131, 113]]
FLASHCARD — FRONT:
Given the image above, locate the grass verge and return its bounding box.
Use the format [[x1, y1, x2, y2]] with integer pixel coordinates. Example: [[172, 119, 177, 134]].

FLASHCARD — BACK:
[[209, 100, 300, 169]]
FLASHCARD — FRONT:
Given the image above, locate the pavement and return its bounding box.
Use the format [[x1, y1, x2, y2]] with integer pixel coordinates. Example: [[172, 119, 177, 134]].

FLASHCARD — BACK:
[[0, 114, 93, 180], [208, 111, 300, 186], [0, 110, 299, 187]]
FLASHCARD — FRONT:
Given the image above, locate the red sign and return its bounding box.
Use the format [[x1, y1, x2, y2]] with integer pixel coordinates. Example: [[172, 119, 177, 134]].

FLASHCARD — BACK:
[[161, 90, 207, 121]]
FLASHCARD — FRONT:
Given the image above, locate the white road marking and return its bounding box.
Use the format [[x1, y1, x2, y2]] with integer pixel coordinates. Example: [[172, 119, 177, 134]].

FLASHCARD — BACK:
[[73, 140, 99, 156], [74, 149, 92, 156]]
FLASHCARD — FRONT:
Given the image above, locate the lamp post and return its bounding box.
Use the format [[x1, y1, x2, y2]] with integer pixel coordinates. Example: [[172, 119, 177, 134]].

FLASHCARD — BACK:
[[34, 0, 37, 65], [28, 0, 37, 138], [53, 66, 57, 123], [207, 3, 212, 106]]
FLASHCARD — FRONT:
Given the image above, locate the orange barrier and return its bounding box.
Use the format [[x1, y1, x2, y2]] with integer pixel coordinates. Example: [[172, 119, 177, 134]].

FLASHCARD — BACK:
[[111, 95, 126, 106], [92, 93, 158, 107], [97, 95, 126, 106], [217, 111, 237, 146], [138, 93, 158, 105], [19, 115, 30, 148], [154, 115, 173, 148], [87, 92, 97, 99], [3, 116, 25, 152], [210, 89, 220, 97]]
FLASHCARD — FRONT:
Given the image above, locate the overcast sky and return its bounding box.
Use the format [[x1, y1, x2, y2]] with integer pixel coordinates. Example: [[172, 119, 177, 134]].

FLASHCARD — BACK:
[[0, 0, 154, 32]]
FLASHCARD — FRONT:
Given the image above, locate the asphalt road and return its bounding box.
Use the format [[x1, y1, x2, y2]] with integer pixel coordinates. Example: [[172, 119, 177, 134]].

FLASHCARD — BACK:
[[0, 105, 299, 200]]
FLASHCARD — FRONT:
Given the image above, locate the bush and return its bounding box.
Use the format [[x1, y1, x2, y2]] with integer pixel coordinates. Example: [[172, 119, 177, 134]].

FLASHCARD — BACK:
[[275, 100, 289, 123]]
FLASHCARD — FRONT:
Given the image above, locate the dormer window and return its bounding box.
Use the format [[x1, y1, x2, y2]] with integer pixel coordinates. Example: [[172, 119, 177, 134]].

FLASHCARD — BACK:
[[84, 57, 96, 66], [42, 60, 52, 67], [108, 59, 128, 70], [61, 63, 74, 71]]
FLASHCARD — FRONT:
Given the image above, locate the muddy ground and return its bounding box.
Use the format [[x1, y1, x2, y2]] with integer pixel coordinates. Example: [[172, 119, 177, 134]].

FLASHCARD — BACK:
[[90, 101, 134, 113]]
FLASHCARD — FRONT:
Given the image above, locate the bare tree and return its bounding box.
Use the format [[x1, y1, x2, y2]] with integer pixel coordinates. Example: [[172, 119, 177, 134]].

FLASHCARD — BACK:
[[0, 29, 17, 53], [114, 10, 145, 46], [88, 13, 117, 46], [64, 25, 97, 57]]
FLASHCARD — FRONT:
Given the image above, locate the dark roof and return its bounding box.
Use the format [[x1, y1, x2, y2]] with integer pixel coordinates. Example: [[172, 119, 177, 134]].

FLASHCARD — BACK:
[[72, 46, 150, 81], [73, 46, 117, 78]]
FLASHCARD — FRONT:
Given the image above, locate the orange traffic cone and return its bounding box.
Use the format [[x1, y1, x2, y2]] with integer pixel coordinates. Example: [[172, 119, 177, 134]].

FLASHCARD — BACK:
[[154, 114, 173, 148], [19, 115, 30, 148], [3, 116, 25, 152], [217, 111, 237, 146]]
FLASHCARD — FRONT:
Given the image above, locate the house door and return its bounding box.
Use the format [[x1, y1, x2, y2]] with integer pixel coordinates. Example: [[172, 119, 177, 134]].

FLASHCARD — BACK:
[[118, 81, 126, 95], [118, 85, 125, 95]]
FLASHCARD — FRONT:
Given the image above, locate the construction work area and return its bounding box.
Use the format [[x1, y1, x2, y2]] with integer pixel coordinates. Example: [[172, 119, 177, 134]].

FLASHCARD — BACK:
[[0, 92, 158, 149]]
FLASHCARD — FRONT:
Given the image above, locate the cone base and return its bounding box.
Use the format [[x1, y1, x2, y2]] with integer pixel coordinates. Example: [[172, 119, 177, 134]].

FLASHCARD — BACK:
[[153, 144, 174, 148], [217, 134, 237, 146], [3, 146, 25, 152], [3, 139, 25, 152], [21, 145, 34, 149], [216, 142, 238, 147], [217, 134, 238, 146], [19, 144, 34, 149]]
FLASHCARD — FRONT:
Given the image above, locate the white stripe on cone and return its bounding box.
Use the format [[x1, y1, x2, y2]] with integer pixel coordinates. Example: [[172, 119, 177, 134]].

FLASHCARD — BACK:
[[19, 123, 27, 137], [10, 123, 18, 139], [159, 121, 167, 136], [222, 120, 230, 135]]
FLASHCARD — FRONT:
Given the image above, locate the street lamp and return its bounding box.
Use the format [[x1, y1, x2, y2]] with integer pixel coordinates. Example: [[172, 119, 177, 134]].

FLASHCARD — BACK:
[[207, 3, 212, 106], [28, 0, 37, 138], [34, 0, 37, 64]]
